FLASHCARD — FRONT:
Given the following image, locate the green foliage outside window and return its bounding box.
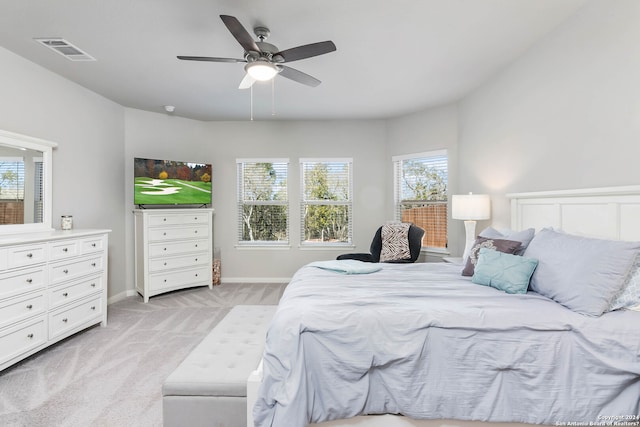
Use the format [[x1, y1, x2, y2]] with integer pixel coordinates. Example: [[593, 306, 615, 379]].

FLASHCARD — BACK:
[[240, 162, 288, 243], [401, 158, 447, 201], [303, 162, 350, 243]]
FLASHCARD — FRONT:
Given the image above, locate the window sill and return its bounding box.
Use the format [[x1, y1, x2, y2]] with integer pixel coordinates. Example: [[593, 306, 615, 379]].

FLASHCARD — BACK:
[[235, 244, 291, 250], [422, 247, 450, 255]]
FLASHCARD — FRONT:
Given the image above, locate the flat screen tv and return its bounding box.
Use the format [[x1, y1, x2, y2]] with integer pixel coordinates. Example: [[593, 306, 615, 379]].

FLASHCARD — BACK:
[[134, 157, 212, 206]]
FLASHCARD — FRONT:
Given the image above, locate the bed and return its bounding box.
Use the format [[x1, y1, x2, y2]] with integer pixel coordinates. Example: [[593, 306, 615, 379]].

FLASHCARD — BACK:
[[248, 186, 640, 427]]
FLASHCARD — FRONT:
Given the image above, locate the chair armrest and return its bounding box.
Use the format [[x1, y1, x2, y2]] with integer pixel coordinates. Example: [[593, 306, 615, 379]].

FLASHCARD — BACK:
[[336, 253, 375, 262]]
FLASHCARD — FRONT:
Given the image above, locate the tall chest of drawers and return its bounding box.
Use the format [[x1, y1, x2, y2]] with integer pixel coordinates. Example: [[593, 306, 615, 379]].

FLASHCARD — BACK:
[[0, 229, 110, 371], [134, 209, 214, 302]]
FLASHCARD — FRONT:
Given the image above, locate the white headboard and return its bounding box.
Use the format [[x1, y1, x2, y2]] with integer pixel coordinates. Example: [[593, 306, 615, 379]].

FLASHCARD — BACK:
[[507, 185, 640, 242]]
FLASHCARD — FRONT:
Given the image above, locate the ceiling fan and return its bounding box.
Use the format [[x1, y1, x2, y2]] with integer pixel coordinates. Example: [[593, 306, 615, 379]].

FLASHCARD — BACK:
[[178, 15, 337, 89]]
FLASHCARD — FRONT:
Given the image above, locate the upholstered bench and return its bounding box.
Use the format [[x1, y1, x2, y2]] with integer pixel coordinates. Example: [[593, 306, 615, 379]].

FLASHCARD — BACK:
[[162, 305, 277, 427]]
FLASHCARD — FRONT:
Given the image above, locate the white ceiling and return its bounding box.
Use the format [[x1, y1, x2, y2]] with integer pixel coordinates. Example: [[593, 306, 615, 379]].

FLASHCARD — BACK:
[[0, 0, 588, 121]]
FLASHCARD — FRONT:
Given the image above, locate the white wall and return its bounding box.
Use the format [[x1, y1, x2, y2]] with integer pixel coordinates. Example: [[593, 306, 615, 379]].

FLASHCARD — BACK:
[[458, 0, 640, 230], [0, 46, 127, 300], [124, 109, 388, 282]]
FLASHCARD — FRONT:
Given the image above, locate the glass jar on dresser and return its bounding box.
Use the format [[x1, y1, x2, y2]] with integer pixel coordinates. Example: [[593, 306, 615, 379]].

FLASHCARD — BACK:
[[133, 209, 214, 302], [0, 229, 110, 371]]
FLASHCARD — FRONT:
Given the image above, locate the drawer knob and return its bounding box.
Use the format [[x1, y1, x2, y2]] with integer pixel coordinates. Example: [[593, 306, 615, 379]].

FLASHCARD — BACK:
[[91, 262, 97, 267], [164, 279, 167, 283], [195, 258, 198, 262], [62, 318, 68, 323], [195, 273, 198, 277], [164, 262, 167, 266], [63, 269, 69, 274], [91, 283, 96, 288], [92, 243, 97, 247], [195, 244, 198, 248], [63, 292, 68, 297], [194, 230, 198, 234], [163, 218, 167, 221], [27, 253, 33, 258], [163, 232, 167, 236], [91, 306, 96, 310], [27, 333, 34, 339], [26, 304, 33, 309], [163, 247, 167, 251], [63, 248, 68, 252], [26, 278, 33, 283]]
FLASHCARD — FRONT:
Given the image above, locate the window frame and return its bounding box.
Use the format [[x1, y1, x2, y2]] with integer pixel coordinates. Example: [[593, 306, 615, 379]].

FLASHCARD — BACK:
[[236, 158, 290, 247], [393, 149, 448, 252], [300, 157, 353, 247]]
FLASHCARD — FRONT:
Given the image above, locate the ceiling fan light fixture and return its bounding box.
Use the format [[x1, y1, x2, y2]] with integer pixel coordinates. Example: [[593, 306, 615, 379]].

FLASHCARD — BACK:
[[245, 61, 278, 81]]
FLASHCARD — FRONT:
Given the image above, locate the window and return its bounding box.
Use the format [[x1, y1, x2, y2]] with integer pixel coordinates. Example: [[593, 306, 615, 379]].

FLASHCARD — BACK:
[[300, 158, 352, 245], [393, 150, 448, 250], [0, 157, 25, 225], [237, 159, 288, 245]]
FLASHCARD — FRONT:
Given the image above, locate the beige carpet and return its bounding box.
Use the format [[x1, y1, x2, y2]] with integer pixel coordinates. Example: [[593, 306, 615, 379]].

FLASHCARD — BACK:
[[0, 283, 287, 427]]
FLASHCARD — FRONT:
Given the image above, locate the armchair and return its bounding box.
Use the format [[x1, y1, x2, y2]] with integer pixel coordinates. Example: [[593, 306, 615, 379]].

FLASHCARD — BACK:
[[337, 223, 425, 263]]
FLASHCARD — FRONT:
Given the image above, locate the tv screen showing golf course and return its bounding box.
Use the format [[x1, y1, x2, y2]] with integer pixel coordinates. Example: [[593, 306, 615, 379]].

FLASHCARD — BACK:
[[134, 157, 212, 206]]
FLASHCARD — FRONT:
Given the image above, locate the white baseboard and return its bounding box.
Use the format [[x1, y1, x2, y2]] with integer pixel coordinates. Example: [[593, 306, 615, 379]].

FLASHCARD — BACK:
[[106, 281, 287, 305], [107, 289, 138, 305]]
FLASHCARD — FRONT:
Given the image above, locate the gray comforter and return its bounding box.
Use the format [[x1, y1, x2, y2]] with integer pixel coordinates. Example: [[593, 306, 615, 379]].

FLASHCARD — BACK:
[[253, 262, 640, 427]]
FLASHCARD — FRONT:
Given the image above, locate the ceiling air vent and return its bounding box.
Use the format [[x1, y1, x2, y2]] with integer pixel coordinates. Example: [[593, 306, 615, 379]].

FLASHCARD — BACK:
[[34, 38, 96, 61]]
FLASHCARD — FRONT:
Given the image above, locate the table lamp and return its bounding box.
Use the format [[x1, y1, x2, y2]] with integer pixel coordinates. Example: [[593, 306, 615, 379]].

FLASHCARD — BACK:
[[452, 193, 491, 261]]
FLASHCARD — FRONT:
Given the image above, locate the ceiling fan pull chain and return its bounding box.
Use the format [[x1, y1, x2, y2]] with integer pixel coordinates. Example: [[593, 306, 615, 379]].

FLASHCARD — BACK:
[[250, 84, 254, 121]]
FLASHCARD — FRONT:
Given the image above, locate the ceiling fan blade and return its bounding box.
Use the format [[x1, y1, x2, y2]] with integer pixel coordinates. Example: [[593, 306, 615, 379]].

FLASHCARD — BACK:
[[278, 65, 321, 87], [177, 55, 245, 63], [238, 73, 256, 89], [220, 15, 261, 53], [275, 41, 336, 63]]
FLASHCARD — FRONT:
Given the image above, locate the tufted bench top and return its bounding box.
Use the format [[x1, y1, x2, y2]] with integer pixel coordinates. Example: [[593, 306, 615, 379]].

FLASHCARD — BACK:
[[163, 305, 277, 398]]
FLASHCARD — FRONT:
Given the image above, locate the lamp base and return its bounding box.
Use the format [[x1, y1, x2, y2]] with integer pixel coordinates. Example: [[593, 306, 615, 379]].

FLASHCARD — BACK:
[[462, 220, 477, 262]]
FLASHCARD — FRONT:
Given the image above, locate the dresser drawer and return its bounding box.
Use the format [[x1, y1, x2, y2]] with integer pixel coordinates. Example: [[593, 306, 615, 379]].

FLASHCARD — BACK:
[[149, 253, 209, 272], [49, 274, 103, 309], [0, 316, 47, 366], [148, 213, 210, 227], [6, 244, 47, 269], [0, 266, 46, 300], [50, 255, 103, 285], [148, 225, 209, 242], [148, 239, 209, 257], [49, 239, 80, 260], [81, 237, 106, 254], [0, 292, 46, 329], [149, 266, 211, 291], [49, 295, 102, 340]]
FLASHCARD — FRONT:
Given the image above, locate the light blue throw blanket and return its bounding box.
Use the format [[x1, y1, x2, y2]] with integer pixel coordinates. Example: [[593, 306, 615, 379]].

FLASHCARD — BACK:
[[307, 259, 382, 274]]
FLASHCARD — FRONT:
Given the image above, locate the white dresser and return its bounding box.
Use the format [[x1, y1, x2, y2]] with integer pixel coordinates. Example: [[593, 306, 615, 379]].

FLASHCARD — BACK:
[[134, 209, 213, 302], [0, 229, 110, 371]]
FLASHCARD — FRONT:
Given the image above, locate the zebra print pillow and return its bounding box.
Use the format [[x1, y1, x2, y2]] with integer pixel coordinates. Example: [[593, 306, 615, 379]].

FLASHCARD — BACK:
[[380, 223, 411, 262]]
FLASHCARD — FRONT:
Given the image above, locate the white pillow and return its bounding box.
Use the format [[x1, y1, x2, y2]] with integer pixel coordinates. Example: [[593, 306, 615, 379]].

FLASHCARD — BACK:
[[524, 228, 640, 316]]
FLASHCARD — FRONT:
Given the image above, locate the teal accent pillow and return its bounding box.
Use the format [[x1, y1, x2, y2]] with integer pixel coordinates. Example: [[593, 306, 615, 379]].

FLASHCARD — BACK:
[[472, 248, 538, 294]]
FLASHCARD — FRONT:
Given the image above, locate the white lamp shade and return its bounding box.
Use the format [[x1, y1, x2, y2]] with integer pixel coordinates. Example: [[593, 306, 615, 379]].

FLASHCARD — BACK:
[[245, 61, 278, 81], [451, 194, 491, 220]]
